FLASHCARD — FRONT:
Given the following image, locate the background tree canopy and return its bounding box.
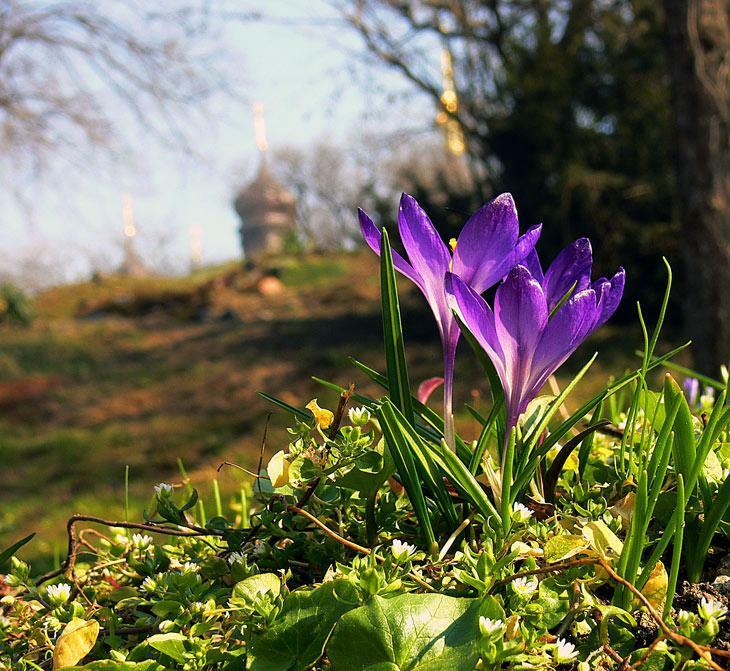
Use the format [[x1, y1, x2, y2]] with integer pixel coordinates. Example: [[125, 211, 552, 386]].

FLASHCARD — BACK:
[[328, 0, 729, 378], [339, 0, 678, 322]]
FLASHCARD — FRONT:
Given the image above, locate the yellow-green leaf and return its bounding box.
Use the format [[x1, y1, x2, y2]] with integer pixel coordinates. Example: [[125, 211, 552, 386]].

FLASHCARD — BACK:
[[582, 520, 624, 560], [543, 534, 587, 563], [266, 450, 290, 488], [53, 618, 99, 669], [233, 573, 281, 602]]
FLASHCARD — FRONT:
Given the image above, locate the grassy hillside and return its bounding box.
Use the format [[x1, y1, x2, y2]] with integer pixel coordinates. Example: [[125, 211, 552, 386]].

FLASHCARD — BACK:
[[0, 251, 646, 567]]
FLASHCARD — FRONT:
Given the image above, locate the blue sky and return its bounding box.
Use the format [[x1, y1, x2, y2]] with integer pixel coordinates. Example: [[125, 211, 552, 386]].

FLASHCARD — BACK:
[[0, 1, 432, 286]]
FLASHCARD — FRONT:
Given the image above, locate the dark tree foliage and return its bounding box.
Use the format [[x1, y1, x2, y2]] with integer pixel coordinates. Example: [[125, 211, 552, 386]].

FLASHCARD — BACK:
[[663, 0, 730, 374], [340, 1, 678, 321]]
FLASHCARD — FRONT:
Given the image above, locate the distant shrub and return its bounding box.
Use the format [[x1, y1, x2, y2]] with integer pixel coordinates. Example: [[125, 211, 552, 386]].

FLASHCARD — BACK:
[[0, 283, 33, 327]]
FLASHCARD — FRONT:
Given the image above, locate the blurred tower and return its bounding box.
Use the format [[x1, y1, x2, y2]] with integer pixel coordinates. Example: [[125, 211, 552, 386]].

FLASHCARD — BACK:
[[233, 102, 296, 259], [436, 50, 466, 156], [189, 225, 203, 271], [118, 193, 149, 277]]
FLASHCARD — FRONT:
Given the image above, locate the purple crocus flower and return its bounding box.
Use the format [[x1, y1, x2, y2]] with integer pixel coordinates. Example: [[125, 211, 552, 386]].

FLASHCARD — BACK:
[[683, 377, 700, 409], [359, 193, 541, 449], [446, 238, 625, 432]]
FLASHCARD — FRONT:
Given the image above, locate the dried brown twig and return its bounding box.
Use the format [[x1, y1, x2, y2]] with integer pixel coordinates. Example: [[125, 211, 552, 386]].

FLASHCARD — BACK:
[[497, 556, 729, 670], [36, 515, 218, 584]]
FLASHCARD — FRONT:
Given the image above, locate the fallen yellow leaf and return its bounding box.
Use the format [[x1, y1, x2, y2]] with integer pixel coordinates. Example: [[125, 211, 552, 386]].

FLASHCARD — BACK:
[[52, 618, 99, 669], [638, 561, 668, 611]]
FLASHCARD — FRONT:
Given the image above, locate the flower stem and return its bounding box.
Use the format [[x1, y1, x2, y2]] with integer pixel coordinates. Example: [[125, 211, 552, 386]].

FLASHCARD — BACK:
[[443, 339, 457, 452]]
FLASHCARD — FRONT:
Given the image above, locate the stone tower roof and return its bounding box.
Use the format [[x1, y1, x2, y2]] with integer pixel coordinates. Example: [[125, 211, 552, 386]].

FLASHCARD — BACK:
[[233, 160, 296, 257], [234, 162, 295, 227]]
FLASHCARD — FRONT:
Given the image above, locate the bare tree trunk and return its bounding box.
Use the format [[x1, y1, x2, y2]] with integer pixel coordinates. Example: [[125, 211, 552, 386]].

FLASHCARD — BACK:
[[663, 0, 730, 375]]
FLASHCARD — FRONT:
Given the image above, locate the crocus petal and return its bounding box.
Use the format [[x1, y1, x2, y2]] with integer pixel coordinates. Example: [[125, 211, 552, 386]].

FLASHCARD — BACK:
[[543, 238, 593, 310], [358, 208, 424, 289], [523, 288, 598, 405], [522, 248, 544, 285], [398, 193, 452, 332], [494, 266, 548, 367], [397, 193, 451, 281], [452, 193, 520, 292], [532, 289, 597, 375], [493, 266, 549, 420], [445, 273, 505, 373], [417, 377, 444, 404], [592, 267, 625, 328]]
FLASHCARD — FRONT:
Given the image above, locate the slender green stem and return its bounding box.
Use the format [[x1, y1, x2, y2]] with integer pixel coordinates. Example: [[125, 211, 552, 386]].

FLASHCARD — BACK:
[[501, 429, 515, 535], [665, 475, 685, 619]]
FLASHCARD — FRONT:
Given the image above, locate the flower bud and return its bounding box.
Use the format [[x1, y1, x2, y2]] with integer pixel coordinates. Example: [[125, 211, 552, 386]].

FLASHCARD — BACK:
[[349, 406, 371, 426], [478, 616, 505, 641]]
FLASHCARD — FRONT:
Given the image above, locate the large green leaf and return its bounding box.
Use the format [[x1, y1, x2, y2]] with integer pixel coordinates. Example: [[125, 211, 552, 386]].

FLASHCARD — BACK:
[[146, 634, 186, 664], [327, 593, 489, 671], [232, 573, 280, 602], [249, 579, 360, 671]]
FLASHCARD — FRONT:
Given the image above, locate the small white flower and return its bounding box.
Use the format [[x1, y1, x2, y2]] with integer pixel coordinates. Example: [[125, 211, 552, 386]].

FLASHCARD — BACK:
[[154, 483, 174, 497], [227, 552, 246, 566], [512, 502, 533, 524], [46, 582, 72, 606], [512, 576, 539, 597], [141, 576, 157, 593], [131, 534, 154, 549], [114, 532, 129, 546], [699, 597, 727, 621], [391, 539, 417, 563], [479, 616, 505, 640], [0, 615, 11, 629], [348, 406, 371, 427], [554, 638, 579, 664]]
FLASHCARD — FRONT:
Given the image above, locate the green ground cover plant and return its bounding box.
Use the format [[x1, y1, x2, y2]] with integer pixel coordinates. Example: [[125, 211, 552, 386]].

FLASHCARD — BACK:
[[1, 193, 729, 670]]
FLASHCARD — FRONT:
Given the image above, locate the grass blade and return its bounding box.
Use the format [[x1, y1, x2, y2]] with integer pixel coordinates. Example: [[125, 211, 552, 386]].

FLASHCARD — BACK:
[[424, 439, 500, 522], [0, 533, 35, 567], [348, 357, 472, 461], [257, 391, 312, 422], [500, 429, 516, 534], [379, 228, 414, 422], [688, 475, 730, 583], [376, 400, 436, 552], [577, 400, 604, 480]]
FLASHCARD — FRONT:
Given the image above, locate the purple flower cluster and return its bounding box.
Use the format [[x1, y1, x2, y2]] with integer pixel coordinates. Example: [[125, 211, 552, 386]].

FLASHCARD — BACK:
[[359, 193, 624, 444]]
